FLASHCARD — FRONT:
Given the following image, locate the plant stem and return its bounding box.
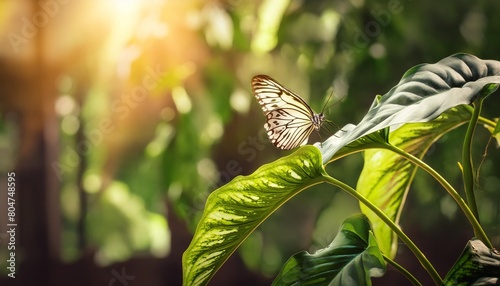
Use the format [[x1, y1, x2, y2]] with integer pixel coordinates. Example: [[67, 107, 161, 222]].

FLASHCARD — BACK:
[[477, 115, 497, 128], [464, 104, 496, 129], [383, 254, 422, 286], [323, 175, 443, 285], [461, 99, 483, 222], [382, 142, 492, 249]]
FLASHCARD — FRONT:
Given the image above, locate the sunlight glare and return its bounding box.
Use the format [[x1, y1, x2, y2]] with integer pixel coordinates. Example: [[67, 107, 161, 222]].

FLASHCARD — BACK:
[[369, 43, 386, 59], [116, 45, 141, 79], [61, 115, 80, 135], [200, 115, 223, 145], [197, 158, 217, 181], [204, 4, 233, 50], [146, 123, 174, 157], [172, 86, 192, 113], [251, 0, 289, 54], [83, 172, 102, 194], [55, 95, 77, 116], [230, 88, 251, 113], [320, 10, 341, 42]]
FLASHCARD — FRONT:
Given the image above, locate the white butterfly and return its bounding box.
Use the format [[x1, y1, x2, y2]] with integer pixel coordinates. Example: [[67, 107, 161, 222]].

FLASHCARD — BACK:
[[251, 75, 326, 150]]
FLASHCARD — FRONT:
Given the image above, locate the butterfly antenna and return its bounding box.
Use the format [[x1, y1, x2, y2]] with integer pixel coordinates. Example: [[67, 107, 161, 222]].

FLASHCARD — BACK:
[[321, 88, 335, 113], [321, 88, 346, 114]]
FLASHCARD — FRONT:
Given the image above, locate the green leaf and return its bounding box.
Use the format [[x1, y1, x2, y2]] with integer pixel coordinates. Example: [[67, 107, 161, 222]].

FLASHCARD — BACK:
[[483, 116, 500, 148], [329, 127, 389, 161], [443, 238, 500, 285], [493, 120, 500, 135], [273, 214, 386, 286], [318, 53, 500, 162], [482, 117, 500, 147], [357, 106, 471, 258], [478, 83, 499, 100], [182, 146, 326, 286]]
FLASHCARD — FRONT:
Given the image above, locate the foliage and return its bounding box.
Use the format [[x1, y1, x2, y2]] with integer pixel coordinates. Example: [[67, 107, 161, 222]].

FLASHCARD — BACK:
[[4, 0, 500, 283], [183, 54, 500, 285], [273, 214, 385, 286], [443, 239, 500, 285]]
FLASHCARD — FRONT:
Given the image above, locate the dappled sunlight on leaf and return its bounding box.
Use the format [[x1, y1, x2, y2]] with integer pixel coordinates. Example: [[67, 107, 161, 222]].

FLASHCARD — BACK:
[[182, 146, 326, 285]]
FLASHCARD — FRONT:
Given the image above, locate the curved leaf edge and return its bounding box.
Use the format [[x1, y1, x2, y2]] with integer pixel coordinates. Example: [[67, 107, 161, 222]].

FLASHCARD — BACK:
[[182, 146, 328, 286], [272, 213, 386, 286], [357, 106, 472, 257], [318, 53, 500, 162], [443, 238, 500, 285]]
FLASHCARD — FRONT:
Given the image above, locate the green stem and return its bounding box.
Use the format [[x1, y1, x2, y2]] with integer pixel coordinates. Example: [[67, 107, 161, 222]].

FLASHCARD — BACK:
[[323, 175, 443, 285], [463, 104, 496, 130], [383, 254, 422, 286], [477, 115, 497, 128], [381, 142, 492, 249], [462, 99, 483, 222]]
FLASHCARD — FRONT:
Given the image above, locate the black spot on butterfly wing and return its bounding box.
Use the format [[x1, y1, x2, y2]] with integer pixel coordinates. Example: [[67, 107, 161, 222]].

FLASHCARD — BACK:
[[264, 108, 316, 150]]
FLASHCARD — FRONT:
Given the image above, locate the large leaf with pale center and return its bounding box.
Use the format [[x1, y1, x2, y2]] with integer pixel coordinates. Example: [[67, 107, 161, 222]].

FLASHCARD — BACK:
[[183, 53, 500, 285], [273, 214, 386, 286], [357, 106, 472, 258], [182, 146, 326, 286], [318, 53, 500, 163], [314, 53, 500, 258]]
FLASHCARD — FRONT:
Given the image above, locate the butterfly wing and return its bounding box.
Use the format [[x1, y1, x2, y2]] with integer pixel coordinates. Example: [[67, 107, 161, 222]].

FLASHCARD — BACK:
[[265, 109, 316, 150], [252, 75, 317, 150]]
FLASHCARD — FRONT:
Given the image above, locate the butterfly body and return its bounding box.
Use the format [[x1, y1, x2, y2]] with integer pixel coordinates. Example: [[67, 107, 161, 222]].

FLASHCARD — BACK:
[[312, 113, 325, 130], [251, 75, 326, 150]]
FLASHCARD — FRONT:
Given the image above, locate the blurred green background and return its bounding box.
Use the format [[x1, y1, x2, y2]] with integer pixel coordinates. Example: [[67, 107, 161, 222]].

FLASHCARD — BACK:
[[0, 0, 499, 285]]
